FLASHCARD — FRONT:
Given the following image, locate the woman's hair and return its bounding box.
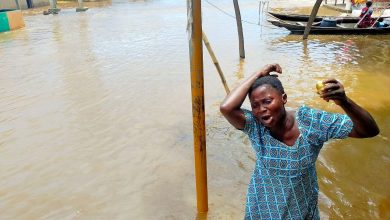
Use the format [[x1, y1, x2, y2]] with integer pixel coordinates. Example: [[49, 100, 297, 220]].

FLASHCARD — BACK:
[[366, 1, 372, 7], [248, 75, 285, 96]]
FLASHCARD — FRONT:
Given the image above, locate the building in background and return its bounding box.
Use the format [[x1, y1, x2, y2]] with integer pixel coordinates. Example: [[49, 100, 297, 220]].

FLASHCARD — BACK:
[[324, 0, 390, 13], [0, 0, 49, 10]]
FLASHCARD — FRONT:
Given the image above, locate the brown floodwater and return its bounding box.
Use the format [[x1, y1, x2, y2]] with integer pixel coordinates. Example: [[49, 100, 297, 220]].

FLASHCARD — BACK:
[[0, 0, 389, 219]]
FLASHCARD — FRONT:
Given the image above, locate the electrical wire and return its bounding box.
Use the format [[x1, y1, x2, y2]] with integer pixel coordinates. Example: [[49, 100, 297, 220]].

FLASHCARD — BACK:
[[203, 0, 281, 29]]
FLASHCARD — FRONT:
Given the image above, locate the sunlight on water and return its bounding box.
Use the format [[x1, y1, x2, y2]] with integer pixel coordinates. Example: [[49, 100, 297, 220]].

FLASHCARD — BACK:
[[0, 0, 389, 219]]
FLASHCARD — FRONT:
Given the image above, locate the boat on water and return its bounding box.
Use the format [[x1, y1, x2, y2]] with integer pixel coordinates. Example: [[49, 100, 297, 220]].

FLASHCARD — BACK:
[[267, 15, 390, 35], [268, 11, 389, 23]]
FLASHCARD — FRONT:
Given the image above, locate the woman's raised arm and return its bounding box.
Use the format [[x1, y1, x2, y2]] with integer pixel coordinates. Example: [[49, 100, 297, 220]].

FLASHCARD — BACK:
[[320, 78, 380, 138]]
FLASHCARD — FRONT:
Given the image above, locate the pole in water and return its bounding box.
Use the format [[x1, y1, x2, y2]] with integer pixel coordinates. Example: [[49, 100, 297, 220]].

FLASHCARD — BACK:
[[46, 0, 60, 14], [258, 0, 269, 36], [202, 31, 230, 94], [76, 0, 89, 12], [233, 0, 245, 58], [303, 0, 323, 40], [258, 2, 261, 25], [14, 0, 21, 10], [187, 0, 208, 213]]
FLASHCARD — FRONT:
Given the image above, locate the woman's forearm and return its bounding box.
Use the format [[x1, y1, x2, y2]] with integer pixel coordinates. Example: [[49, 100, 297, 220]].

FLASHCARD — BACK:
[[220, 72, 259, 113], [340, 97, 380, 138], [320, 78, 379, 138]]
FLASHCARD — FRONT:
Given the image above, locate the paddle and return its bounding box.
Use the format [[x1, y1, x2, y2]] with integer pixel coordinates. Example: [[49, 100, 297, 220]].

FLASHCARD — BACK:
[[354, 9, 370, 28], [370, 9, 386, 28]]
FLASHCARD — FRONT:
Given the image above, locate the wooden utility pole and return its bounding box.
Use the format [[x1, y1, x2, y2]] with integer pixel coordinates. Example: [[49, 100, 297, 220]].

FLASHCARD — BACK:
[[187, 0, 208, 213], [303, 0, 323, 40], [233, 0, 245, 58]]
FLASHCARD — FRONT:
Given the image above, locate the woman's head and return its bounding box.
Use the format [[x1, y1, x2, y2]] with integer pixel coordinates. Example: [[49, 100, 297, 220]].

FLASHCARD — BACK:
[[248, 76, 287, 128], [248, 75, 285, 97], [366, 0, 372, 7]]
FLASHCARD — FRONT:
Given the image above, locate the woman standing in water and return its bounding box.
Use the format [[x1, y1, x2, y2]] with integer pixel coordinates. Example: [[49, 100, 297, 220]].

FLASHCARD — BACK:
[[220, 64, 379, 220]]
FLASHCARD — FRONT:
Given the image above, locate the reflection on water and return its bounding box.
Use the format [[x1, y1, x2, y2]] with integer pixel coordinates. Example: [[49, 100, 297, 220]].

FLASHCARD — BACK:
[[0, 0, 389, 219], [234, 59, 245, 80]]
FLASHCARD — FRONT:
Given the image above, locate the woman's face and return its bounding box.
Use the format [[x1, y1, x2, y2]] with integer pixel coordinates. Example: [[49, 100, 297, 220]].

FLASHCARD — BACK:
[[249, 85, 287, 128]]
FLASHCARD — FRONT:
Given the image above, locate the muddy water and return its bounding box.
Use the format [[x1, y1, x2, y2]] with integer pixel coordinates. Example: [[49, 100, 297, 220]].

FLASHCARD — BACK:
[[0, 0, 389, 219]]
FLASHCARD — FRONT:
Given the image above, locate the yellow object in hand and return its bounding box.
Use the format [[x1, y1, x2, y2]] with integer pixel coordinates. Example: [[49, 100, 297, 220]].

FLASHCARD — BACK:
[[316, 81, 324, 94]]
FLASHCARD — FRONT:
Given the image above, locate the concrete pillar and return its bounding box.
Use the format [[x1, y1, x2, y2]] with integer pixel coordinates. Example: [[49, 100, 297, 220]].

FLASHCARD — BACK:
[[345, 0, 352, 10]]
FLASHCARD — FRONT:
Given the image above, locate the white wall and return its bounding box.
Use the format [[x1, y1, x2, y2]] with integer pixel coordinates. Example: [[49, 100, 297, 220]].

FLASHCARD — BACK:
[[0, 0, 49, 9], [32, 0, 49, 7], [0, 0, 18, 9]]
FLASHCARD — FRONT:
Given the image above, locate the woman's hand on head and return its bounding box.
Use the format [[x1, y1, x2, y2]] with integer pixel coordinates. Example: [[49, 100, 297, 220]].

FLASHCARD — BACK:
[[319, 78, 348, 105], [255, 63, 282, 78]]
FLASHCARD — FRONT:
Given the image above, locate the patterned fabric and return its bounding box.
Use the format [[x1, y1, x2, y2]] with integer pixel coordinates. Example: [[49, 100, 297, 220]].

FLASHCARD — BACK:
[[242, 105, 353, 220]]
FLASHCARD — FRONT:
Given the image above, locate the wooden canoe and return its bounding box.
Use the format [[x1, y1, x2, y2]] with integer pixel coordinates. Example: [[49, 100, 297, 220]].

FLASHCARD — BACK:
[[268, 11, 388, 23], [267, 17, 390, 35]]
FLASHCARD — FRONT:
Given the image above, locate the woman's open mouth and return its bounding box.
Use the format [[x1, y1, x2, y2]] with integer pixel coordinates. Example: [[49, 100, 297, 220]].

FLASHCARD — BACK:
[[261, 115, 273, 124]]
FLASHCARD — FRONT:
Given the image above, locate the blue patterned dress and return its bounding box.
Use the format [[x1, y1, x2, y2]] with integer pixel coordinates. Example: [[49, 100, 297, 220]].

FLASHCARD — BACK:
[[242, 105, 353, 220]]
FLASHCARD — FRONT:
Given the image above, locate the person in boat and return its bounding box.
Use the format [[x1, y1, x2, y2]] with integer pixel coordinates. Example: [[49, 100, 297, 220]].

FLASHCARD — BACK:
[[358, 0, 375, 28], [220, 63, 379, 220]]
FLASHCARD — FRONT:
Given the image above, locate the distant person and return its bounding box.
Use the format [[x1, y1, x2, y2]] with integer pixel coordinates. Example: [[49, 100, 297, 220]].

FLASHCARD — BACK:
[[358, 0, 375, 28], [220, 64, 379, 219]]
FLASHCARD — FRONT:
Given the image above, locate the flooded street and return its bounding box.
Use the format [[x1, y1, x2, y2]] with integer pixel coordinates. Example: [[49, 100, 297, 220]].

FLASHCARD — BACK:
[[0, 0, 389, 219]]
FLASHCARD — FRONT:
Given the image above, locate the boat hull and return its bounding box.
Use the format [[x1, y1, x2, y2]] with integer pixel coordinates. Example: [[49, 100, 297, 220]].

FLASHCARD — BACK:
[[268, 11, 387, 23], [267, 18, 390, 35]]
